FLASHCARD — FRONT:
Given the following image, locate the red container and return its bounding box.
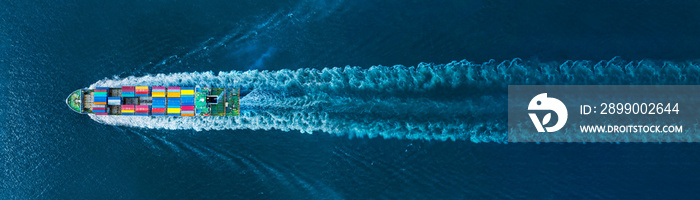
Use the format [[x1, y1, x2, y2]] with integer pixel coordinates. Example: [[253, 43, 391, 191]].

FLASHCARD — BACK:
[[135, 105, 149, 113], [95, 112, 108, 115], [121, 86, 135, 92], [152, 108, 166, 113], [93, 107, 106, 110], [121, 105, 135, 110], [181, 106, 195, 111], [135, 89, 149, 94]]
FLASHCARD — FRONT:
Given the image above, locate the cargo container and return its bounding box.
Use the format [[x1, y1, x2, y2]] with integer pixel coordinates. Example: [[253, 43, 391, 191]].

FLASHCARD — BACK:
[[152, 97, 166, 106], [121, 86, 135, 91], [181, 87, 194, 96], [135, 105, 149, 116], [135, 105, 149, 112], [180, 105, 194, 116], [108, 97, 121, 105], [167, 107, 180, 116], [180, 95, 195, 106], [152, 92, 165, 97], [135, 86, 149, 97], [167, 98, 180, 108], [121, 105, 135, 115]]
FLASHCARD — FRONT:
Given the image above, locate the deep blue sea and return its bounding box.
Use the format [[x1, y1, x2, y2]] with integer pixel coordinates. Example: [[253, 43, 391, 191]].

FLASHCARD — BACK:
[[4, 0, 700, 199]]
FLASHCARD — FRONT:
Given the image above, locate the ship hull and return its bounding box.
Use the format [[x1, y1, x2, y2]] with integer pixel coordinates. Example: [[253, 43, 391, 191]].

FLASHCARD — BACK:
[[68, 86, 239, 116]]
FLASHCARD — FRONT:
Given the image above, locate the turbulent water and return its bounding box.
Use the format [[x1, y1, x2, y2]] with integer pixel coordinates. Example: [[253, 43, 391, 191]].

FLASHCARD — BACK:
[[90, 58, 700, 142], [5, 0, 700, 199]]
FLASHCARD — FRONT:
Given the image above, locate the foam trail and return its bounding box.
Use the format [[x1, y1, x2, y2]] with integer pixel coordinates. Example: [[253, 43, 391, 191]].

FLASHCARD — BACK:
[[89, 58, 700, 142], [90, 110, 505, 142], [91, 89, 507, 141], [93, 58, 700, 90]]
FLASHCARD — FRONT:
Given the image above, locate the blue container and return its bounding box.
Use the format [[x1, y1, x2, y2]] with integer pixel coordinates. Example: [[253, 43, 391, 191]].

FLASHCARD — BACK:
[[180, 98, 195, 106], [121, 92, 135, 97], [121, 112, 133, 115], [96, 87, 110, 90], [135, 113, 149, 116], [152, 98, 166, 105], [167, 98, 181, 106], [151, 112, 165, 116]]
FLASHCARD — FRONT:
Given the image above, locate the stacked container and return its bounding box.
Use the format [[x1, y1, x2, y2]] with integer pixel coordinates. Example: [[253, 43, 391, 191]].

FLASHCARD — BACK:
[[180, 87, 195, 116], [181, 106, 195, 116], [94, 88, 108, 105], [121, 105, 135, 115], [167, 87, 181, 116], [167, 87, 181, 97], [135, 105, 149, 116], [122, 86, 135, 97], [93, 104, 107, 115], [152, 87, 166, 97], [108, 97, 121, 105], [135, 86, 149, 97], [152, 96, 166, 115]]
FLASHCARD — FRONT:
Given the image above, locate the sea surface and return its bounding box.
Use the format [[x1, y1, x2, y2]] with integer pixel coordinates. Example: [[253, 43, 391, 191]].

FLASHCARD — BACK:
[[3, 0, 700, 199]]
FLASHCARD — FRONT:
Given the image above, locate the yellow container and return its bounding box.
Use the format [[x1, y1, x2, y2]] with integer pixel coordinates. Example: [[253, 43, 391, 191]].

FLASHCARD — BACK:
[[121, 110, 134, 113], [181, 90, 194, 95], [167, 108, 181, 113], [152, 92, 166, 97], [167, 92, 181, 97]]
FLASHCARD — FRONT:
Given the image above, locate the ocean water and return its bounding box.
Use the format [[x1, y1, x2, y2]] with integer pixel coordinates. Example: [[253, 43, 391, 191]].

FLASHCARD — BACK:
[[3, 0, 700, 199]]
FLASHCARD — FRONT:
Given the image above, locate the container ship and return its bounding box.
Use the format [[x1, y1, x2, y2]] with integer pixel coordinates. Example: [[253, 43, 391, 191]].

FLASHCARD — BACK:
[[66, 86, 240, 116]]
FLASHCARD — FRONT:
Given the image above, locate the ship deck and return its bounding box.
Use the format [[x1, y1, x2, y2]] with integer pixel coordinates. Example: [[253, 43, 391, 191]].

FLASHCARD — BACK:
[[70, 86, 240, 116]]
